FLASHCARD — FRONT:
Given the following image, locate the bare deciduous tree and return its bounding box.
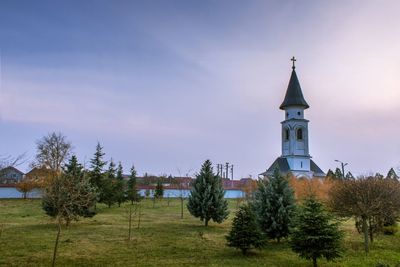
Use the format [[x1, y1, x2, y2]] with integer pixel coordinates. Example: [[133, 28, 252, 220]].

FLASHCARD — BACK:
[[0, 154, 27, 169], [42, 156, 97, 267], [175, 168, 192, 219], [329, 177, 400, 253], [34, 132, 72, 172]]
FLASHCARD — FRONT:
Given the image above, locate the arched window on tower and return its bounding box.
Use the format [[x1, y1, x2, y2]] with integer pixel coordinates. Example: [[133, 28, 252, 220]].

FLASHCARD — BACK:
[[284, 128, 290, 141], [297, 128, 303, 140]]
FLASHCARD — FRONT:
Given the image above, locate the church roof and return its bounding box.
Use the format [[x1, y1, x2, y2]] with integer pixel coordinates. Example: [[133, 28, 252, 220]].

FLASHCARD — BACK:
[[259, 157, 326, 177], [279, 69, 309, 110], [259, 157, 290, 177], [310, 160, 325, 177]]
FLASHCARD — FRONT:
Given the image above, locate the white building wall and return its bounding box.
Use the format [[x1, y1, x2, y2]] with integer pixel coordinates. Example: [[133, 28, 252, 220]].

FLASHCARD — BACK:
[[281, 106, 311, 172]]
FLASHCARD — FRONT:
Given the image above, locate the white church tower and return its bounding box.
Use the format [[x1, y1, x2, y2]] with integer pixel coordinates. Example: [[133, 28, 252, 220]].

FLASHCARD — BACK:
[[261, 58, 325, 178]]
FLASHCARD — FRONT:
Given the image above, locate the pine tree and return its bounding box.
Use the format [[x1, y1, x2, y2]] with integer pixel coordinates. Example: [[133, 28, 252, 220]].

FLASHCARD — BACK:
[[345, 172, 354, 180], [101, 159, 117, 207], [226, 204, 265, 255], [326, 169, 335, 179], [154, 179, 164, 199], [43, 155, 98, 225], [334, 168, 343, 180], [115, 162, 126, 207], [253, 169, 295, 242], [187, 159, 229, 226], [291, 196, 343, 267], [386, 168, 398, 181], [126, 164, 140, 204], [89, 142, 107, 192]]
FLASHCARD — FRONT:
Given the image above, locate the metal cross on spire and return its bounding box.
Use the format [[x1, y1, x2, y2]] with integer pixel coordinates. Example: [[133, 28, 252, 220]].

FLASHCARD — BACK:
[[291, 56, 296, 69]]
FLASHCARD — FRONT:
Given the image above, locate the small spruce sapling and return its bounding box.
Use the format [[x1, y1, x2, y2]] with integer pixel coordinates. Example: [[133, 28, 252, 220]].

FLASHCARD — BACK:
[[226, 204, 265, 255], [291, 196, 343, 267]]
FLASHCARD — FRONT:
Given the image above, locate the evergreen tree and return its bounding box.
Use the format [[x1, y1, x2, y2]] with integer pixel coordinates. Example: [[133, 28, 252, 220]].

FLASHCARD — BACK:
[[64, 155, 83, 177], [89, 142, 107, 192], [226, 204, 265, 255], [334, 168, 343, 180], [345, 171, 354, 180], [101, 159, 117, 207], [115, 162, 126, 207], [187, 159, 229, 226], [154, 179, 164, 199], [126, 164, 140, 204], [253, 169, 296, 242], [41, 155, 98, 267], [43, 155, 98, 224], [386, 168, 398, 181], [291, 196, 343, 267], [326, 169, 335, 179]]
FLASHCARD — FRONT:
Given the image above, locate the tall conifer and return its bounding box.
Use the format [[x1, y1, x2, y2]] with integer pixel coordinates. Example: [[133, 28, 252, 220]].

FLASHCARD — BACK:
[[127, 165, 140, 203], [253, 169, 295, 242], [187, 159, 229, 226], [115, 162, 126, 207], [89, 142, 106, 192], [101, 159, 117, 207]]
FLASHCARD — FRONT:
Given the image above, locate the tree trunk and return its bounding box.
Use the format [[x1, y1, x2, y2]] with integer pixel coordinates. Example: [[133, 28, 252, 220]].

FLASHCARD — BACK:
[[312, 257, 317, 267], [137, 204, 141, 229], [368, 218, 374, 243], [180, 197, 184, 219], [369, 228, 374, 243], [52, 219, 62, 267], [205, 219, 209, 227], [277, 237, 281, 243], [128, 205, 132, 241], [362, 217, 369, 253]]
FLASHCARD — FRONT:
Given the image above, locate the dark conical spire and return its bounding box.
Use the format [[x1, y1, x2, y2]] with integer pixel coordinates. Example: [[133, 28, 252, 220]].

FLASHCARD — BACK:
[[279, 58, 309, 110]]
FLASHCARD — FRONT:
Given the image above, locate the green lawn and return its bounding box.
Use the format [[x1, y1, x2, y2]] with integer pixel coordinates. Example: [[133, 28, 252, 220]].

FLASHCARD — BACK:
[[0, 199, 399, 267]]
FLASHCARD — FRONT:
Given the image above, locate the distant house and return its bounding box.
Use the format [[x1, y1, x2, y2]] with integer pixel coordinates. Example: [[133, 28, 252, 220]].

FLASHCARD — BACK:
[[0, 166, 25, 184], [222, 177, 256, 190]]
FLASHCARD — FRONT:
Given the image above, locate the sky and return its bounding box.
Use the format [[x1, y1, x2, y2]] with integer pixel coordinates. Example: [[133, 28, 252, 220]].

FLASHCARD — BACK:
[[1, 0, 400, 178]]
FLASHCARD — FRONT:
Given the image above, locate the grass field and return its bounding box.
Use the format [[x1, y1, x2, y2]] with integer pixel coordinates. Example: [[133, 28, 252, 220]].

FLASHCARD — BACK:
[[0, 198, 399, 267]]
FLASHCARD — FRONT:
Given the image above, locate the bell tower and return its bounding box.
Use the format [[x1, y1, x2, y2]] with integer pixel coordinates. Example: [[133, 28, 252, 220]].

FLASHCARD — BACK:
[[280, 57, 311, 175], [261, 57, 325, 178]]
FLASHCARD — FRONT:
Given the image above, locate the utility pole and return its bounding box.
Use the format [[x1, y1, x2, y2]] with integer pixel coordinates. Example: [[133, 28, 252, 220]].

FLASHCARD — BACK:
[[230, 164, 234, 188]]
